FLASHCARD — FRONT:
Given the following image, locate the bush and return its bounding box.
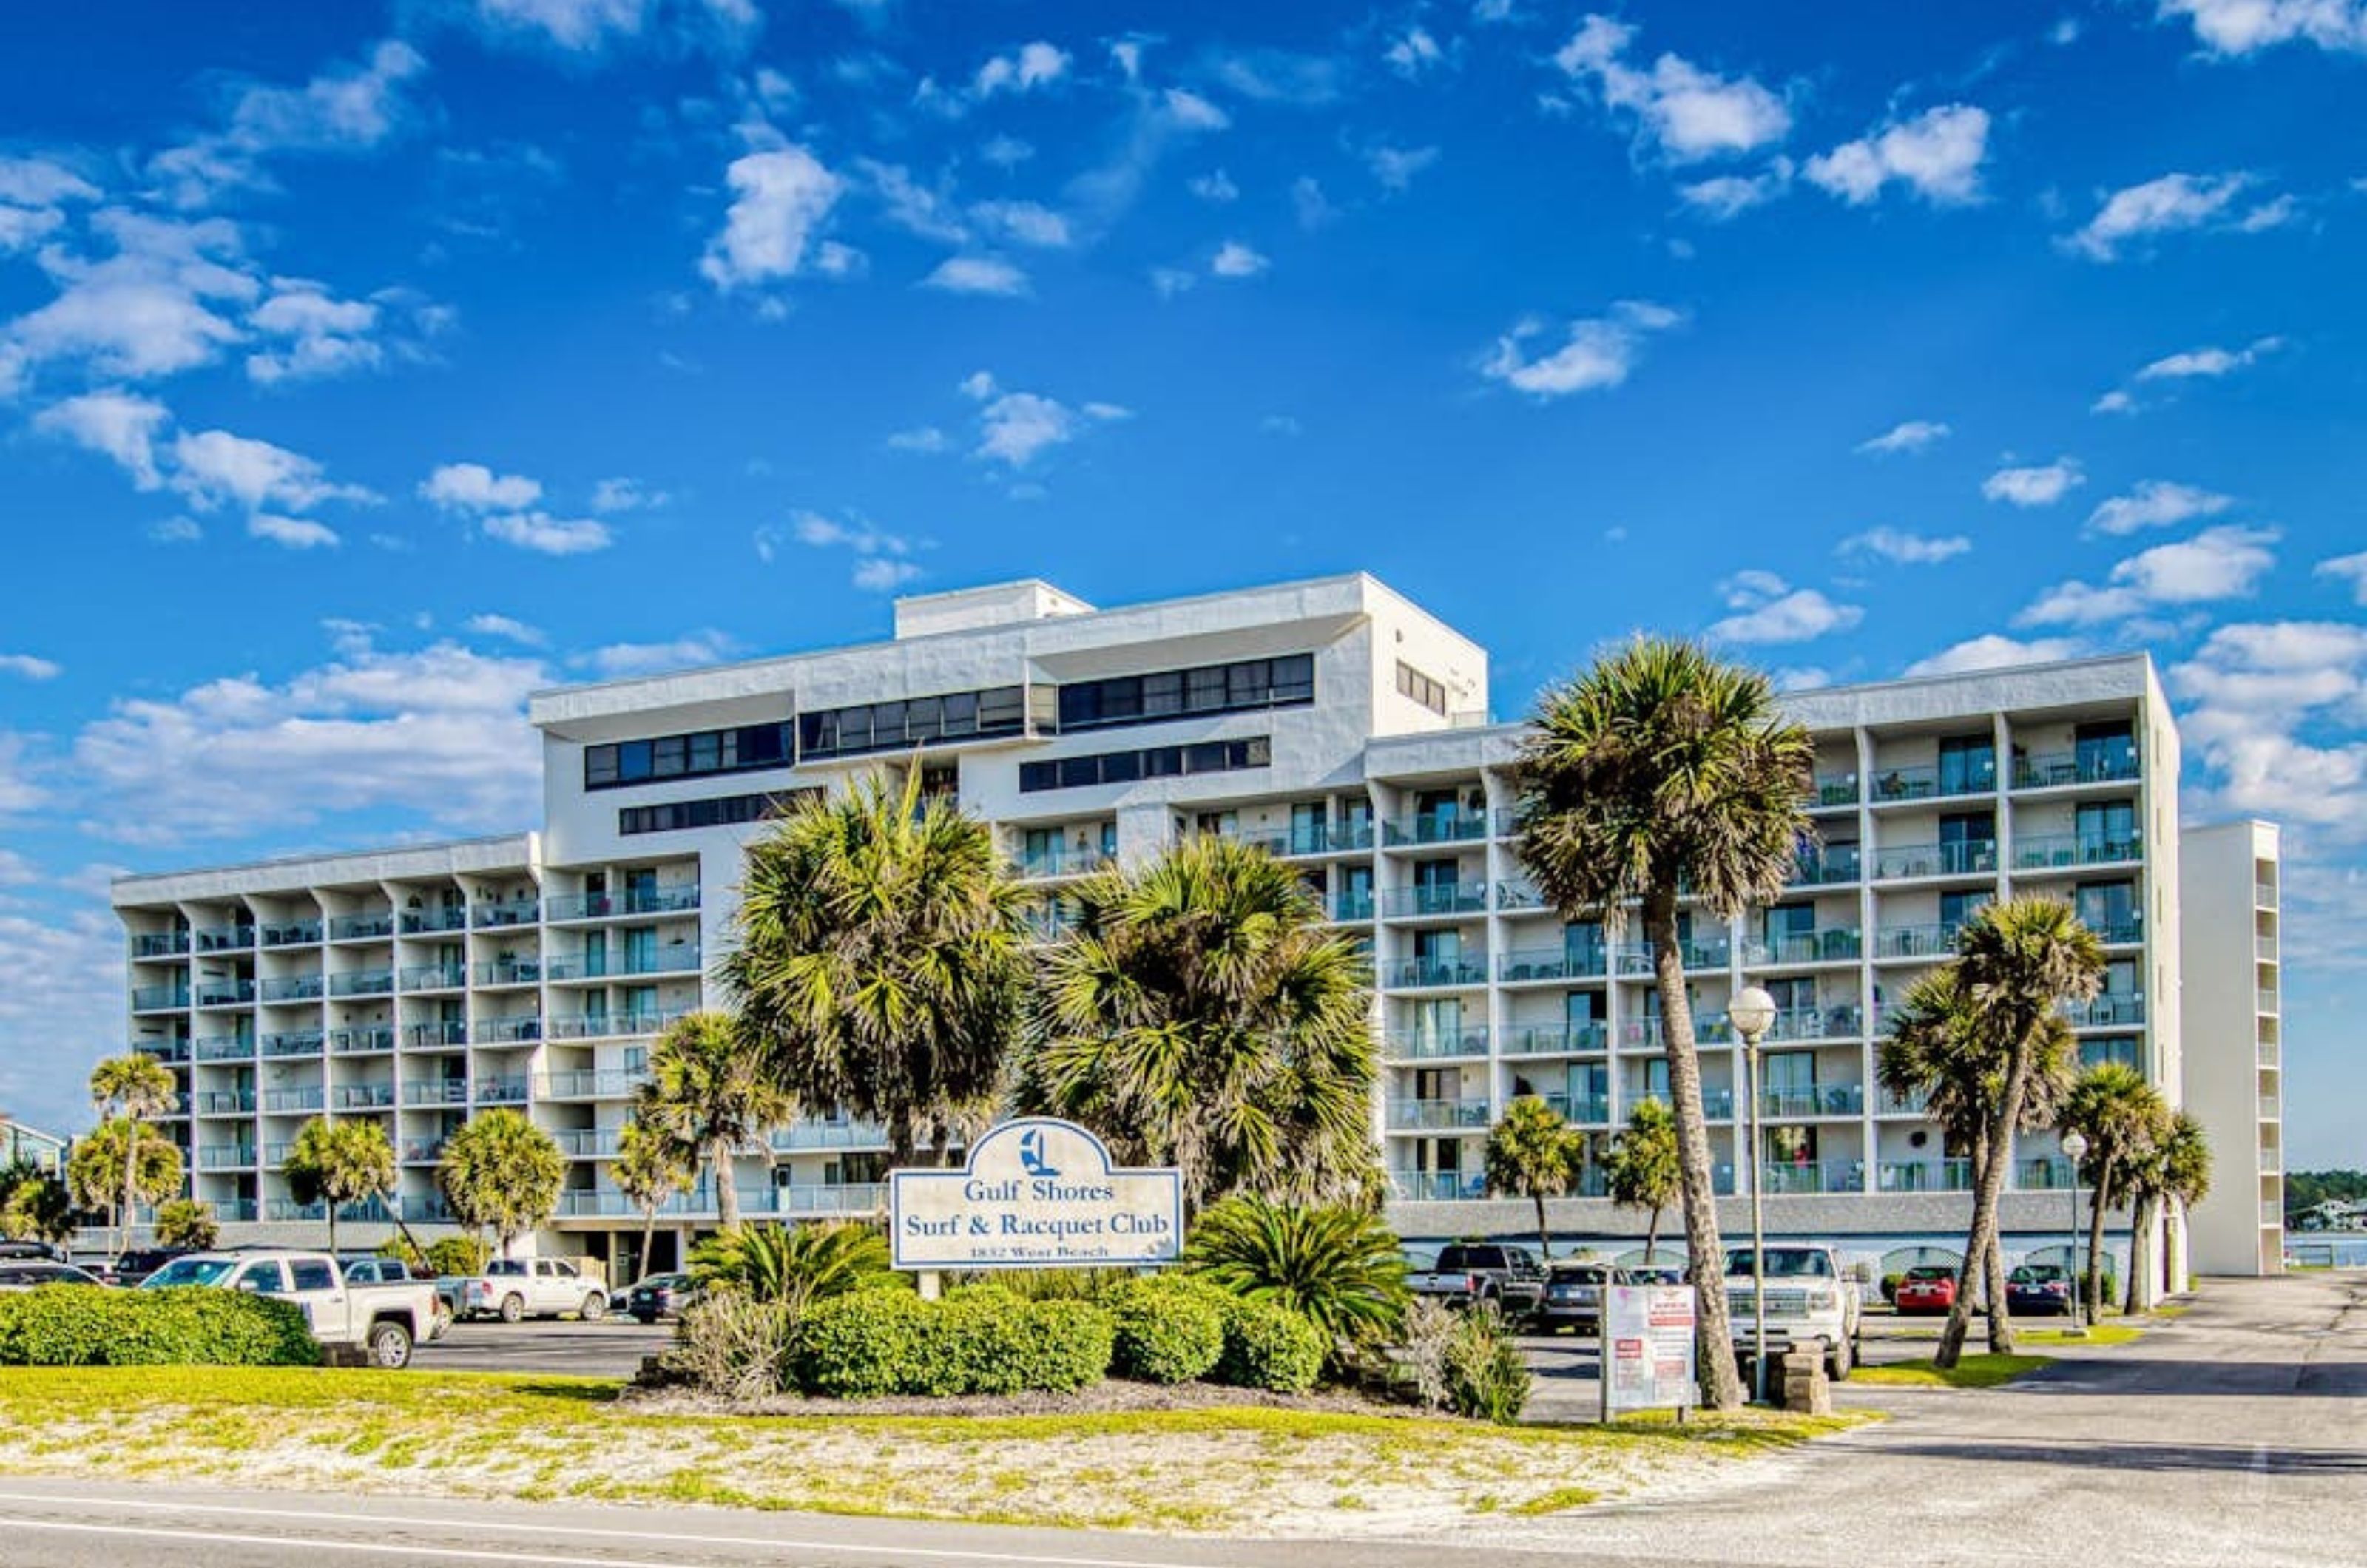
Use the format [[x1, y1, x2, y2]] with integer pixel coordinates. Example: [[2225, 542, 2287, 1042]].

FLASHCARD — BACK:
[[1212, 1295, 1326, 1394], [1397, 1297, 1459, 1410], [1442, 1304, 1530, 1424], [377, 1235, 427, 1272], [1104, 1274, 1229, 1384], [1183, 1195, 1408, 1347], [0, 1286, 318, 1367], [423, 1236, 487, 1278], [795, 1288, 1115, 1398], [666, 1293, 800, 1400]]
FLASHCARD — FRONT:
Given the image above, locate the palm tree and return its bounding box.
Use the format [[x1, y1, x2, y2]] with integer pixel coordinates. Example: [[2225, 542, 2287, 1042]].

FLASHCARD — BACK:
[[726, 774, 1030, 1169], [1483, 1096, 1587, 1260], [1, 1166, 75, 1245], [632, 1011, 793, 1230], [2062, 1063, 2171, 1323], [1919, 897, 2104, 1368], [2123, 1111, 2209, 1311], [1513, 637, 1814, 1409], [1880, 963, 2077, 1348], [612, 1118, 698, 1279], [1181, 1192, 1409, 1346], [66, 1118, 183, 1244], [438, 1109, 565, 1257], [285, 1117, 398, 1254], [152, 1197, 219, 1250], [1604, 1098, 1681, 1265], [689, 1220, 891, 1308], [89, 1053, 180, 1257], [1014, 834, 1382, 1213]]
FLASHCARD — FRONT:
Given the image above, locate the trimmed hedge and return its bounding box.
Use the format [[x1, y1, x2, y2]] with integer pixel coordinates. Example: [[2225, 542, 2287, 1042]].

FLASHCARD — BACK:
[[1104, 1274, 1229, 1385], [795, 1288, 1115, 1398], [1212, 1294, 1326, 1394], [0, 1286, 319, 1367]]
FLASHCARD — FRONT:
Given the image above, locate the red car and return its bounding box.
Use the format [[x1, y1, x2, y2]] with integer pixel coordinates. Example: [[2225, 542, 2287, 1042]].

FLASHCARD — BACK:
[[1893, 1265, 1959, 1315]]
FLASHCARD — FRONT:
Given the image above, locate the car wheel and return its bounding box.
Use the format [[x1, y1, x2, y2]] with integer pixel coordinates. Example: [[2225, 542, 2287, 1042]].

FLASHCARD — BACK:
[[499, 1293, 525, 1324], [1826, 1333, 1853, 1382], [580, 1291, 607, 1322], [428, 1302, 454, 1342], [368, 1321, 414, 1371]]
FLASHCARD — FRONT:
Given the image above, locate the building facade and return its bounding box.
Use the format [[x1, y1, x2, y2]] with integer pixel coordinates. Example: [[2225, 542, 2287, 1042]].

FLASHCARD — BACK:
[[109, 572, 2279, 1280], [2177, 819, 2285, 1276]]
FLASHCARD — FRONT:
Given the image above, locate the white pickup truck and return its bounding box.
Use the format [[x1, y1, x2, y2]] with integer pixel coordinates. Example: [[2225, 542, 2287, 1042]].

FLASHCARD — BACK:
[[1723, 1243, 1862, 1381], [140, 1250, 439, 1368], [450, 1256, 609, 1323]]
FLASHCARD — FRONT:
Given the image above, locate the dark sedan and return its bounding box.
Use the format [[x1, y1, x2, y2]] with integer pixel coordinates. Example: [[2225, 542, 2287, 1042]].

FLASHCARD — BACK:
[[2006, 1264, 2074, 1317], [1536, 1261, 1627, 1334], [624, 1272, 698, 1324], [0, 1261, 107, 1291]]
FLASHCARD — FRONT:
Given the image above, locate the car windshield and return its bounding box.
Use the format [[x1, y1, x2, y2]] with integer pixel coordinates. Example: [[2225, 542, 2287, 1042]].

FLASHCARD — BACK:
[[141, 1257, 240, 1288], [1547, 1263, 1607, 1281], [1905, 1267, 1954, 1281], [1725, 1248, 1834, 1278], [2011, 1265, 2064, 1284], [1435, 1246, 1500, 1271]]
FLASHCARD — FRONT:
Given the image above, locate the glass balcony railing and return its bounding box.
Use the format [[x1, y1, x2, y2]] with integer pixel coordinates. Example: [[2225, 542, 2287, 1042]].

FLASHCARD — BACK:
[[260, 919, 323, 947], [1379, 883, 1489, 919], [473, 899, 541, 929], [1380, 956, 1490, 990], [400, 1021, 469, 1050], [132, 931, 190, 959], [195, 979, 256, 1007], [2089, 916, 2144, 945], [402, 1081, 470, 1106], [1877, 1087, 1931, 1116], [1763, 1004, 1864, 1042], [1758, 1160, 1864, 1196], [399, 1194, 454, 1223], [192, 925, 255, 953], [1621, 1015, 1737, 1050], [133, 984, 191, 1012], [197, 1145, 257, 1169], [544, 1008, 691, 1040], [1014, 843, 1115, 879], [2255, 882, 2277, 907], [1327, 889, 1375, 922], [260, 1030, 323, 1058], [554, 1129, 622, 1158], [194, 1035, 252, 1062], [1874, 840, 1999, 880], [1812, 772, 1860, 808], [261, 1087, 325, 1115], [546, 885, 702, 921], [1385, 1096, 1490, 1131], [1499, 1021, 1610, 1055], [2255, 933, 2277, 962], [1874, 922, 1965, 960], [258, 974, 324, 1003], [1384, 1027, 1491, 1061], [2013, 834, 2141, 871], [474, 959, 543, 986], [476, 1075, 533, 1105], [473, 1016, 543, 1044], [196, 1090, 254, 1115], [1877, 1158, 1973, 1193], [1498, 946, 1607, 984], [2062, 994, 2146, 1028], [1632, 1089, 1735, 1118], [401, 1136, 450, 1163], [400, 962, 468, 991], [138, 1038, 192, 1064], [2018, 1156, 2076, 1190], [1381, 811, 1488, 847], [332, 1084, 394, 1109], [533, 1069, 649, 1100], [2014, 746, 2140, 789], [769, 1119, 888, 1152], [1789, 846, 1862, 886], [329, 969, 394, 997], [399, 907, 470, 935], [743, 1184, 891, 1218], [1758, 1083, 1865, 1118], [328, 911, 395, 941], [1744, 928, 1863, 966], [1388, 1169, 1485, 1202], [1871, 760, 1996, 802], [2258, 987, 2279, 1015], [1495, 879, 1547, 911]]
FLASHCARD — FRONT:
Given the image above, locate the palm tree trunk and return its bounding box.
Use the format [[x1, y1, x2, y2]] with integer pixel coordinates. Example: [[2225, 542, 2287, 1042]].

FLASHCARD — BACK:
[[2124, 1196, 2152, 1316], [1985, 1229, 2012, 1351], [713, 1138, 740, 1229], [120, 1128, 140, 1259], [1533, 1191, 1551, 1261], [638, 1207, 658, 1279], [1941, 1049, 2034, 1368], [2085, 1167, 2112, 1324], [1646, 888, 1742, 1409], [1646, 1203, 1661, 1265], [327, 1203, 339, 1257]]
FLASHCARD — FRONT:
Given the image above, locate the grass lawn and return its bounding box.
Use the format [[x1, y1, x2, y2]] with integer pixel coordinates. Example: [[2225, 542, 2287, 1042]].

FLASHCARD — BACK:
[[1854, 1354, 2053, 1390], [0, 1368, 1868, 1535]]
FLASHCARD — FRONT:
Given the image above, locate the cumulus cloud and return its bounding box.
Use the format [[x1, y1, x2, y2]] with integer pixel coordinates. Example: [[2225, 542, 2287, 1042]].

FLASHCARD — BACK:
[[1479, 299, 1681, 399], [1188, 169, 1240, 203], [1210, 240, 1268, 278], [2316, 550, 2367, 604], [700, 146, 843, 290], [146, 39, 428, 207], [1840, 527, 1971, 564], [33, 389, 172, 487], [2170, 619, 2367, 841], [420, 462, 542, 513], [572, 630, 739, 677], [171, 428, 375, 514], [0, 655, 61, 681], [7, 210, 258, 381], [466, 0, 759, 54], [957, 369, 1128, 469], [1553, 14, 1791, 163], [1367, 143, 1442, 192], [244, 277, 388, 384], [2065, 171, 2284, 260], [2136, 335, 2283, 380], [757, 509, 923, 590], [1904, 633, 2090, 677], [590, 476, 667, 512], [482, 512, 612, 555], [969, 200, 1071, 248], [2016, 524, 2280, 626], [247, 513, 341, 549], [1677, 160, 1792, 220], [1705, 570, 1864, 645], [2086, 479, 2234, 535], [465, 613, 547, 646], [1856, 419, 1950, 456], [1804, 104, 1990, 206], [2158, 0, 2367, 55], [1385, 26, 1445, 78], [1981, 457, 2084, 507], [975, 41, 1069, 96], [919, 255, 1030, 296]]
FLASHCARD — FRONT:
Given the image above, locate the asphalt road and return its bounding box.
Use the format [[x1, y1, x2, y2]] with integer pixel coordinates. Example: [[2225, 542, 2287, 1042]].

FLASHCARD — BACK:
[[416, 1319, 673, 1378]]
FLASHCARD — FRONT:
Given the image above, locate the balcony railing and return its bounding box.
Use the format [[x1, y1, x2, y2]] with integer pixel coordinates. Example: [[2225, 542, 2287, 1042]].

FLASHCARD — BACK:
[[1381, 811, 1488, 847], [2258, 1041, 2279, 1068], [476, 959, 543, 986], [1877, 1087, 1931, 1116], [1872, 760, 1996, 802], [550, 944, 703, 981], [1789, 846, 1862, 886], [1874, 840, 1998, 880], [533, 1069, 649, 1099], [330, 969, 394, 998], [2013, 834, 2141, 872], [402, 1138, 449, 1164], [1384, 1027, 1492, 1061], [1874, 922, 1964, 960], [400, 962, 468, 991], [401, 1020, 469, 1050], [399, 1194, 454, 1223], [1745, 928, 1863, 966], [2019, 1156, 2076, 1190], [1380, 956, 1490, 990], [1385, 1096, 1490, 1131], [132, 931, 190, 959], [474, 1016, 544, 1044], [2259, 1094, 2280, 1118], [769, 1119, 888, 1152], [260, 919, 323, 947], [2258, 987, 2279, 1015], [259, 974, 324, 1003], [402, 1080, 470, 1106], [197, 1145, 256, 1169], [544, 1008, 692, 1040], [1759, 1160, 1863, 1196], [332, 1084, 394, 1109], [262, 1087, 325, 1115], [2255, 933, 2277, 962], [1500, 1021, 1610, 1056], [1622, 1015, 1737, 1050], [1877, 1158, 1973, 1193], [1813, 772, 1859, 808], [193, 925, 255, 953], [132, 984, 191, 1012], [1015, 843, 1115, 879], [195, 979, 256, 1007], [329, 911, 395, 941], [1495, 879, 1547, 911], [2255, 882, 2277, 907], [1758, 1083, 1865, 1118], [473, 899, 541, 928], [194, 1036, 252, 1062], [2014, 746, 2140, 789], [546, 885, 702, 921], [556, 1128, 622, 1158], [138, 1038, 192, 1064], [1544, 1095, 1611, 1126], [2062, 994, 2146, 1028], [399, 908, 470, 935], [1498, 946, 1605, 984], [1632, 1088, 1737, 1120], [209, 1200, 259, 1223], [476, 1075, 533, 1105], [1388, 1169, 1485, 1202], [1380, 883, 1489, 919], [260, 1030, 323, 1058], [1763, 1004, 1861, 1042], [329, 1026, 395, 1055], [1328, 890, 1375, 922], [196, 1090, 255, 1115]]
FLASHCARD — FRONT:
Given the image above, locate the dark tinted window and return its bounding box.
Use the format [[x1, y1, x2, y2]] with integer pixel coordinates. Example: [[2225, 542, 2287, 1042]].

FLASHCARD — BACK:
[[291, 1260, 337, 1291], [1017, 737, 1275, 794]]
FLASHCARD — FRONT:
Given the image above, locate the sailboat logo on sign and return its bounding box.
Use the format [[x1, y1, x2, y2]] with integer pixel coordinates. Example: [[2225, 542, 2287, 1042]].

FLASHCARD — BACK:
[[1019, 1128, 1061, 1177]]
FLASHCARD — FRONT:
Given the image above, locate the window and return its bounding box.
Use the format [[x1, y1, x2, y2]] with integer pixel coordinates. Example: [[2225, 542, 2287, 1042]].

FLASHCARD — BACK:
[[1057, 656, 1313, 734], [1018, 736, 1273, 793], [290, 1260, 336, 1292], [798, 686, 1033, 760], [235, 1261, 288, 1294], [1395, 660, 1449, 715], [618, 788, 820, 837], [584, 723, 793, 791]]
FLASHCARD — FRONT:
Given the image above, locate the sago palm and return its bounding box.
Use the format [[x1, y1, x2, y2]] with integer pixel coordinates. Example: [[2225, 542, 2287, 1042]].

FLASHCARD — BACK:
[[1483, 1095, 1587, 1260], [1514, 636, 1814, 1408], [89, 1053, 180, 1257], [633, 1010, 794, 1229], [1182, 1192, 1409, 1345], [690, 1220, 890, 1308], [612, 1117, 697, 1277], [1014, 834, 1382, 1212], [725, 774, 1029, 1169], [1603, 1098, 1681, 1265], [2062, 1062, 2170, 1322], [438, 1109, 565, 1257], [2122, 1110, 2209, 1311]]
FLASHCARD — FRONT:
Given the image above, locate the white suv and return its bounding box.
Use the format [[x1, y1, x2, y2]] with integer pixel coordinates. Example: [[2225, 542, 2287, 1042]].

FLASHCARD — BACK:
[[1724, 1244, 1863, 1380], [457, 1257, 608, 1323]]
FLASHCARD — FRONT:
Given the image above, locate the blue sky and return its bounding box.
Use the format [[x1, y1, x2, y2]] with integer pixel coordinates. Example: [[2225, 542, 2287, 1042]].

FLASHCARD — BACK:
[[1, 1, 2361, 1164]]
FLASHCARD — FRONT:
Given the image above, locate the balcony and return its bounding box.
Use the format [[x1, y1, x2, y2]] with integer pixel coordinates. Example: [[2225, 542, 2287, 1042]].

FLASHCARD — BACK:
[[534, 1068, 649, 1099], [2012, 834, 2141, 873], [400, 962, 468, 991], [196, 1145, 257, 1170], [1812, 772, 1860, 809], [1877, 1087, 1931, 1116], [194, 979, 256, 1007], [329, 911, 395, 942], [743, 1184, 891, 1218], [262, 1087, 325, 1115], [1874, 923, 1964, 962], [1379, 883, 1489, 919], [1327, 889, 1375, 922], [2089, 916, 2144, 945], [474, 1016, 543, 1045], [194, 1035, 253, 1062], [260, 918, 323, 947], [1500, 1021, 1610, 1056], [260, 1030, 323, 1058], [132, 983, 190, 1013], [332, 1084, 395, 1110], [400, 907, 470, 935], [401, 1138, 448, 1164], [476, 1075, 533, 1106], [2255, 933, 2277, 962], [192, 925, 255, 953], [399, 1194, 454, 1223], [259, 974, 324, 1003], [1759, 1160, 1864, 1196], [1632, 1088, 1736, 1119], [545, 1008, 692, 1041], [1014, 843, 1114, 880], [402, 1081, 469, 1106], [769, 1119, 888, 1152], [209, 1200, 259, 1223], [1216, 822, 1340, 859], [1388, 1169, 1485, 1202], [401, 1020, 468, 1050], [1496, 879, 1547, 912], [547, 885, 703, 922], [1789, 846, 1862, 886], [1766, 1004, 1865, 1043], [1381, 811, 1488, 848], [329, 1026, 395, 1055], [556, 1128, 622, 1158], [1547, 1095, 1612, 1126], [1385, 1096, 1490, 1132], [2258, 1041, 2280, 1068], [1498, 946, 1606, 984], [2062, 994, 2146, 1028], [1873, 840, 1998, 881], [2255, 882, 2277, 907], [1380, 956, 1490, 990], [1383, 1027, 1491, 1061], [476, 959, 543, 987], [330, 968, 395, 998], [132, 931, 189, 959], [2258, 987, 2279, 1016], [473, 899, 541, 929], [138, 1038, 193, 1065], [623, 942, 702, 976], [196, 1089, 255, 1115], [1877, 1158, 1973, 1193], [2018, 1157, 2075, 1190], [1871, 760, 1996, 803], [1745, 928, 1863, 967], [2260, 1094, 2280, 1118], [1621, 1015, 1737, 1050], [1758, 1083, 1865, 1118], [2014, 746, 2140, 790]]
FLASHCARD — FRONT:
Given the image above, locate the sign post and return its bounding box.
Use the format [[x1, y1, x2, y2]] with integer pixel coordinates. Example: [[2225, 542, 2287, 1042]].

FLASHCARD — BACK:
[[1600, 1283, 1698, 1422], [889, 1118, 1183, 1273]]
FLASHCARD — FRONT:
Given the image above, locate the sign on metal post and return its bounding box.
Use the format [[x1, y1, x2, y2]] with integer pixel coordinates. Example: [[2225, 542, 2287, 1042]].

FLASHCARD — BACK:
[[1600, 1283, 1698, 1419], [888, 1117, 1184, 1271]]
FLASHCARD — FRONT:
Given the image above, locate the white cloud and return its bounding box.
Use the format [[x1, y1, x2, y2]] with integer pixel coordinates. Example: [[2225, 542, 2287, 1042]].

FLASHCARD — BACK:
[[975, 41, 1070, 96], [0, 655, 61, 681], [980, 135, 1033, 169], [1553, 14, 1791, 163], [465, 613, 547, 646], [1189, 169, 1240, 203], [1385, 27, 1445, 78], [466, 0, 757, 53], [7, 210, 258, 381], [700, 146, 843, 290], [1855, 419, 1950, 456], [2065, 171, 2272, 260], [1291, 176, 1337, 230], [146, 39, 428, 207], [33, 389, 172, 487], [421, 462, 543, 513], [2170, 619, 2367, 840], [1677, 160, 1791, 220], [761, 509, 923, 589], [1163, 89, 1231, 131], [858, 160, 969, 244], [1479, 299, 1681, 399], [2316, 550, 2367, 604], [2136, 335, 2283, 380], [573, 630, 738, 677], [590, 476, 667, 512], [920, 256, 1030, 296], [1705, 570, 1863, 645], [244, 277, 384, 384], [885, 425, 948, 453], [149, 517, 203, 544], [960, 371, 1128, 469], [483, 512, 612, 555], [2085, 479, 2234, 535], [1149, 266, 1197, 299], [2091, 390, 2137, 415], [1981, 456, 2084, 507], [2158, 0, 2367, 55], [969, 200, 1071, 247], [1904, 633, 2090, 677], [1804, 104, 1990, 206], [1210, 50, 1345, 107], [172, 428, 374, 514], [248, 513, 341, 550], [1840, 527, 1971, 564], [0, 156, 101, 209], [2017, 524, 2280, 626], [1367, 143, 1442, 192], [1210, 241, 1269, 278]]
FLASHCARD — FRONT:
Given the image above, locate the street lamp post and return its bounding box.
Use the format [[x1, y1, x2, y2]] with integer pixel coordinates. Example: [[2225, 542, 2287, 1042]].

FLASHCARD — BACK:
[[2061, 1129, 2090, 1335], [1728, 986, 1778, 1405]]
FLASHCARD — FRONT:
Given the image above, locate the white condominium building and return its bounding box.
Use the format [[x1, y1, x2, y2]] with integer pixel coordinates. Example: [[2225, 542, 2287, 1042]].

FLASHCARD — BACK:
[[110, 572, 2280, 1279], [2178, 820, 2285, 1277]]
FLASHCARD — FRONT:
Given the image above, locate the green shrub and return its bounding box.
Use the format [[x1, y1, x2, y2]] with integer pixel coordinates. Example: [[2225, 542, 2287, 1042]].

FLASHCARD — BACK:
[[794, 1288, 1113, 1398], [423, 1236, 487, 1278], [1212, 1295, 1326, 1393], [0, 1286, 319, 1367], [1104, 1274, 1229, 1384], [797, 1288, 933, 1397], [665, 1293, 800, 1400], [1442, 1304, 1531, 1424]]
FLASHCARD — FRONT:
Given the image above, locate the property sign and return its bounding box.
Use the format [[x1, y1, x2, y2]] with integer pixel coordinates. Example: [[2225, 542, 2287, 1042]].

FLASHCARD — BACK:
[[888, 1117, 1184, 1271], [1601, 1283, 1698, 1416]]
